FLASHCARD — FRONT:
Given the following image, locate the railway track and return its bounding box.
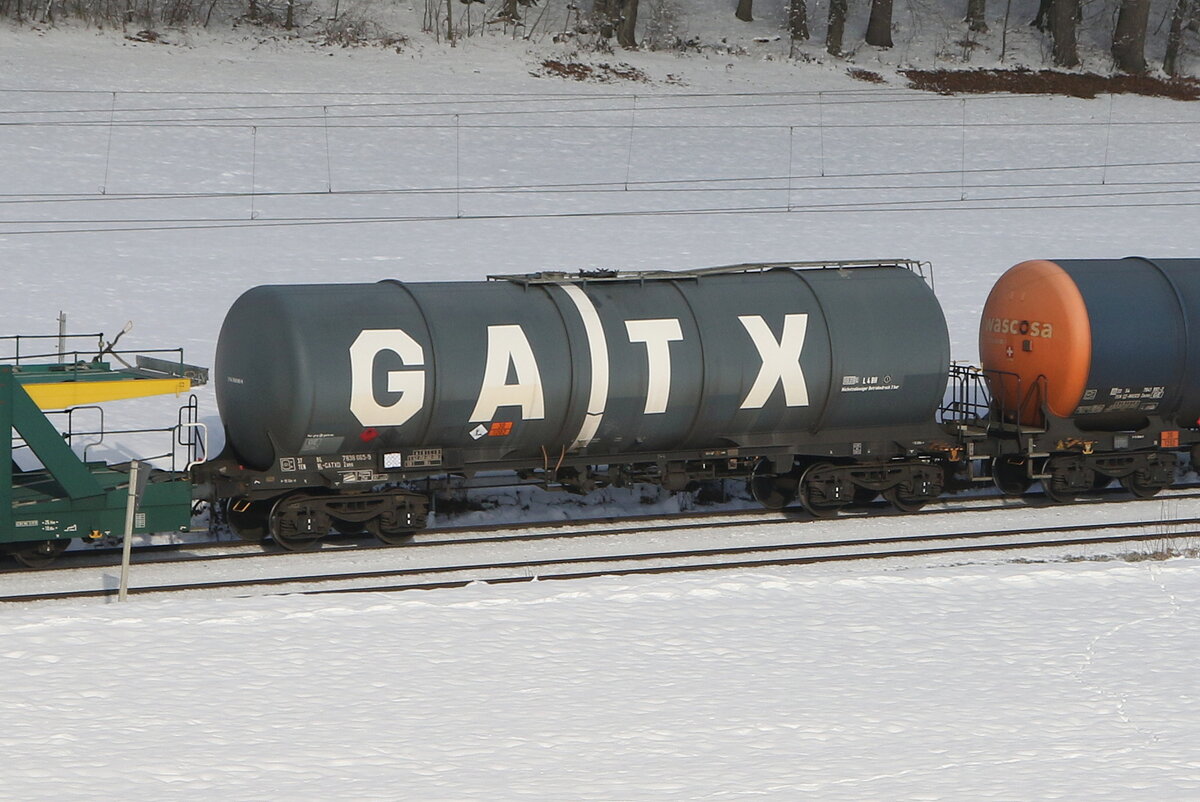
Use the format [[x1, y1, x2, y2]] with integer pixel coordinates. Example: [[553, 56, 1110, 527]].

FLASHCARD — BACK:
[[14, 483, 1200, 575], [4, 492, 1196, 604]]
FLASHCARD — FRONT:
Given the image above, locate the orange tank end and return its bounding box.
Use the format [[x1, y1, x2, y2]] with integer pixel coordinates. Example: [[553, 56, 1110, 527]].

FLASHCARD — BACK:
[[979, 259, 1092, 424]]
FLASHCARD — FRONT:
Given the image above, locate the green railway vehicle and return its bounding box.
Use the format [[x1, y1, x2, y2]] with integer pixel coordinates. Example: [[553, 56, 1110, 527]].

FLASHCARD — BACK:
[[0, 330, 206, 567]]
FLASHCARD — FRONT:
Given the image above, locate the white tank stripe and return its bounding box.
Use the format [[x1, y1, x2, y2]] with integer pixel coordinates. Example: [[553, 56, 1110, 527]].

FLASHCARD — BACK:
[[575, 412, 603, 447], [560, 284, 609, 449]]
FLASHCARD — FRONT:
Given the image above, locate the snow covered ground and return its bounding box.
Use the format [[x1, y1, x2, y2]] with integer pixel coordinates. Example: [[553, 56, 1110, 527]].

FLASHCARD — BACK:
[[4, 559, 1200, 798], [2, 25, 1200, 799]]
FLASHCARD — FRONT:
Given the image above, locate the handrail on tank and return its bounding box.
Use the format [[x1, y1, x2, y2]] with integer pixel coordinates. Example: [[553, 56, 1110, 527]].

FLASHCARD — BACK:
[[487, 259, 932, 288], [0, 326, 205, 386], [12, 395, 203, 474], [971, 367, 1047, 430], [938, 364, 1047, 431], [938, 364, 996, 425], [0, 332, 104, 365], [1017, 376, 1048, 430]]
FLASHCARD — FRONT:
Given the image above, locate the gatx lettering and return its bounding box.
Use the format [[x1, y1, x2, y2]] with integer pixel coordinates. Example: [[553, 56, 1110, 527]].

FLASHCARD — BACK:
[[348, 311, 813, 431]]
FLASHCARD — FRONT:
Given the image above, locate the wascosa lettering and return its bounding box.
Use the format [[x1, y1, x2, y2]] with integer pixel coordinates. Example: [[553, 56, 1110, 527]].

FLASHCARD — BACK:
[[348, 303, 811, 430], [983, 317, 1054, 338]]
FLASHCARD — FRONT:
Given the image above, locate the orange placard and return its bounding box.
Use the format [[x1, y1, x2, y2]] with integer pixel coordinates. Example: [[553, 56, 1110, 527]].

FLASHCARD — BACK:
[[1162, 430, 1180, 448], [488, 421, 513, 436]]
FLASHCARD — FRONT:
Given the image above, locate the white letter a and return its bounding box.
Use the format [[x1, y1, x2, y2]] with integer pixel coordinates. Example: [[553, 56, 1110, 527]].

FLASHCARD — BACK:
[[470, 325, 546, 422]]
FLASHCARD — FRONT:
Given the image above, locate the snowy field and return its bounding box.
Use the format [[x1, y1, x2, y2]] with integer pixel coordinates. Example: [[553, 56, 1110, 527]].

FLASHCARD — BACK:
[[4, 559, 1200, 799], [2, 24, 1200, 799]]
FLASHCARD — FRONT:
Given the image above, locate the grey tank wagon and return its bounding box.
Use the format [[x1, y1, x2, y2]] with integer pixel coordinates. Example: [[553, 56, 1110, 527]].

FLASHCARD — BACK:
[[196, 261, 957, 548]]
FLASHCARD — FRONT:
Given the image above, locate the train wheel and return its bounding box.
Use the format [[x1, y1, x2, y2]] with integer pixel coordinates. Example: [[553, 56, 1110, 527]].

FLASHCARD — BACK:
[[269, 496, 328, 552], [1040, 476, 1077, 504], [797, 462, 847, 519], [1120, 473, 1166, 499], [750, 460, 797, 510], [226, 498, 271, 542], [992, 457, 1031, 497], [883, 486, 926, 513], [366, 517, 416, 546], [10, 539, 69, 569]]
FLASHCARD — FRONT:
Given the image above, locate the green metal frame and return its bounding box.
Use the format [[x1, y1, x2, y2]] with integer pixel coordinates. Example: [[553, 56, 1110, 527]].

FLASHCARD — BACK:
[[0, 364, 193, 549]]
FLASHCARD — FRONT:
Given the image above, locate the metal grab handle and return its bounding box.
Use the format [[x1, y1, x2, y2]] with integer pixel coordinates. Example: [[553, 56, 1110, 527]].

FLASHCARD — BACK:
[[178, 421, 209, 471]]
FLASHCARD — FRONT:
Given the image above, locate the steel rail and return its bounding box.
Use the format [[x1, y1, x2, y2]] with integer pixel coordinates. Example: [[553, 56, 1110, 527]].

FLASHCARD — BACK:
[[4, 516, 1194, 604], [10, 484, 1200, 576]]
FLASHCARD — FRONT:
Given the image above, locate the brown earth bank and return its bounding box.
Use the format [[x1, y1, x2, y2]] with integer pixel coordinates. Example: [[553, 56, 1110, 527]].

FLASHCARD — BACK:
[[900, 68, 1200, 100]]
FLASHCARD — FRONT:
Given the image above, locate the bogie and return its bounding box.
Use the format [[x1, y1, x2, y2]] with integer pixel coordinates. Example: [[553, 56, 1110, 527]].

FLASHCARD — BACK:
[[8, 539, 70, 569]]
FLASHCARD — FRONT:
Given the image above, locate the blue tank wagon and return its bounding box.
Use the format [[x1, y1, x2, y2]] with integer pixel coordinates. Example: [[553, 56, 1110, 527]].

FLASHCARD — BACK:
[[198, 261, 955, 549]]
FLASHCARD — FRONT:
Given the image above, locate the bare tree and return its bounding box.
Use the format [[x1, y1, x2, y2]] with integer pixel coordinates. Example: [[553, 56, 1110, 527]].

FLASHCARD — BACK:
[[826, 0, 847, 54], [1032, 0, 1050, 29], [644, 0, 683, 49], [788, 0, 809, 40], [735, 0, 752, 21], [1111, 0, 1150, 72], [616, 0, 638, 47], [966, 0, 987, 32], [865, 0, 894, 46], [593, 0, 618, 37], [1049, 0, 1079, 67], [1163, 0, 1191, 75]]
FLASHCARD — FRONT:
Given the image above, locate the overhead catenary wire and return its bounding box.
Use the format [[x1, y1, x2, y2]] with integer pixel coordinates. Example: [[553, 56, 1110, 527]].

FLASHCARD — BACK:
[[3, 180, 1197, 221], [4, 84, 1189, 127], [0, 158, 1197, 205], [2, 88, 1194, 238], [4, 191, 1200, 237], [4, 113, 1198, 129]]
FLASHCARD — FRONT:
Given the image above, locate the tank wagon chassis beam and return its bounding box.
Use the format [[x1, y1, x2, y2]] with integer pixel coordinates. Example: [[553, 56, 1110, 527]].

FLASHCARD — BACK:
[[201, 433, 953, 549], [942, 361, 1199, 504], [221, 490, 428, 551], [990, 448, 1178, 503], [948, 408, 1192, 502], [751, 459, 945, 516]]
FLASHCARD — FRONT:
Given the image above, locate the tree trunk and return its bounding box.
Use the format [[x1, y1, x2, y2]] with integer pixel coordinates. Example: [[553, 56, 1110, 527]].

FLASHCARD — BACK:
[[735, 0, 753, 21], [1050, 0, 1079, 67], [1032, 0, 1051, 30], [1111, 0, 1150, 73], [966, 0, 988, 32], [616, 0, 638, 47], [1164, 0, 1188, 75], [826, 0, 847, 54], [788, 0, 809, 40], [501, 0, 518, 19], [284, 0, 294, 29], [865, 0, 894, 46], [594, 0, 617, 38]]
